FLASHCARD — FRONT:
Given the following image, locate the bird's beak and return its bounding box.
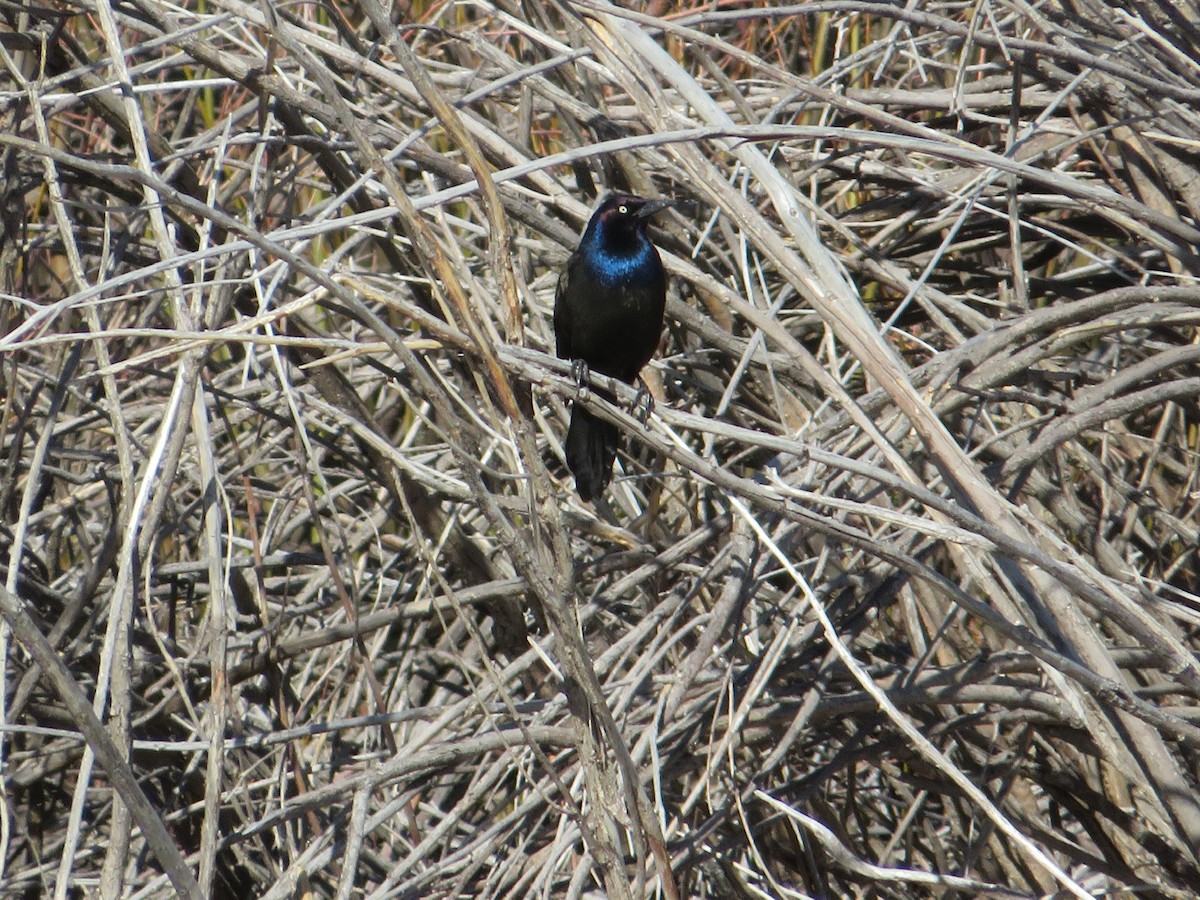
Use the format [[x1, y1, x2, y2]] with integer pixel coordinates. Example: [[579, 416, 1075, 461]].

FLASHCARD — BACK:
[[636, 198, 675, 219]]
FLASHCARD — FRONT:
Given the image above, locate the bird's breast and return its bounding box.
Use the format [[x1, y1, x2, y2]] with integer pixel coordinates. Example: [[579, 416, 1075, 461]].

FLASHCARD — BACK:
[[582, 246, 659, 290]]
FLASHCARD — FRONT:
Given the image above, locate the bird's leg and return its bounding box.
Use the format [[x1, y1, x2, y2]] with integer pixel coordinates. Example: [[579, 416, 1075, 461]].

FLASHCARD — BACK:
[[631, 376, 654, 425], [571, 358, 591, 400]]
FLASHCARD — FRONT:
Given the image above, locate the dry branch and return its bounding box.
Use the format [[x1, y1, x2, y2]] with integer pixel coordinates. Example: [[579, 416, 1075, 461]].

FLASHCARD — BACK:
[[3, 0, 1200, 897]]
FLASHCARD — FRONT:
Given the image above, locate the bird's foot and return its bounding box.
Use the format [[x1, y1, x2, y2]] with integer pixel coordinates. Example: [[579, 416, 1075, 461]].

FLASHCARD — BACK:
[[571, 359, 591, 400], [631, 379, 654, 425]]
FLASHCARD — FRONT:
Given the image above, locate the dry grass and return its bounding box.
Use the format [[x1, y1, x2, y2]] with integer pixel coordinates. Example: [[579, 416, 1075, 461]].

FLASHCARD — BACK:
[[3, 0, 1200, 897]]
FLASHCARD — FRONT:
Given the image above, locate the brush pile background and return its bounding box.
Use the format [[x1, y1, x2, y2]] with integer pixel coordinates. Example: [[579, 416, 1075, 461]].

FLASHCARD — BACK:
[[3, 1, 1200, 897]]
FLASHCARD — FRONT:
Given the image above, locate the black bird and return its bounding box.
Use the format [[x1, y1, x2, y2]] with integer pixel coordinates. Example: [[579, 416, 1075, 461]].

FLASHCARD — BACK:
[[554, 193, 672, 501]]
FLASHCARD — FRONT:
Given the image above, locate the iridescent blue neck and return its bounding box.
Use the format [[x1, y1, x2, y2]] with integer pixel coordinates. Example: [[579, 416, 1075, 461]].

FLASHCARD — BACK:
[[577, 225, 655, 287]]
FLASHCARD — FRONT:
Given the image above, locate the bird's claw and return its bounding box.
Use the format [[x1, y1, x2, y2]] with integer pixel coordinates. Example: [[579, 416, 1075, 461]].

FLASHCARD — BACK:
[[631, 380, 654, 425], [571, 359, 591, 400]]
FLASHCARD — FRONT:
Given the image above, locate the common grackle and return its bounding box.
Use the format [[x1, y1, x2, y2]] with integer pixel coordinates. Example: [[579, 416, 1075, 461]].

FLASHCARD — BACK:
[[554, 193, 672, 501]]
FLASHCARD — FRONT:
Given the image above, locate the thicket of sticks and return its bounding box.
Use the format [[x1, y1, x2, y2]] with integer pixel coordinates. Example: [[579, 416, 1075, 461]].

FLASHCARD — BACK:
[[3, 1, 1200, 897]]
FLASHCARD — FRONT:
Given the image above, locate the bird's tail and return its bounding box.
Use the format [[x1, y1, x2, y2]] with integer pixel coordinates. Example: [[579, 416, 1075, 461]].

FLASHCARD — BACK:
[[565, 400, 619, 502]]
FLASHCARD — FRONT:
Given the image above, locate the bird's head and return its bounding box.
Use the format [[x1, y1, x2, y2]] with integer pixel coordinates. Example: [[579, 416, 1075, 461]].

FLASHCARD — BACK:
[[585, 193, 674, 248]]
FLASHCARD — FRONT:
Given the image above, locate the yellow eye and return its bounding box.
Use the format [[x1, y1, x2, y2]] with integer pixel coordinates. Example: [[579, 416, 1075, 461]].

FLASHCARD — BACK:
[[618, 204, 628, 214]]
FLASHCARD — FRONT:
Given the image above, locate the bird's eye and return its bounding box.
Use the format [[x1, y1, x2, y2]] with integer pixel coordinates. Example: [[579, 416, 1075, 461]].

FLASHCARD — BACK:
[[618, 204, 628, 215]]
